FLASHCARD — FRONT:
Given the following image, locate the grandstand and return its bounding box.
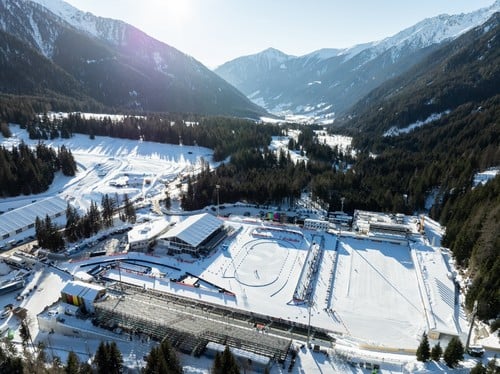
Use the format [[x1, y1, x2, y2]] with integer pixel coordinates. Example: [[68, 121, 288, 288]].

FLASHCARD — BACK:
[[369, 222, 409, 237], [293, 236, 325, 303], [94, 284, 292, 363]]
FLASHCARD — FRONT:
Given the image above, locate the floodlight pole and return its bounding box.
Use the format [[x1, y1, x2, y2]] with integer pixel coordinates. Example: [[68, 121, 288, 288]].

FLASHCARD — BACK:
[[465, 300, 478, 350], [307, 301, 312, 348], [117, 260, 124, 296], [216, 184, 220, 217]]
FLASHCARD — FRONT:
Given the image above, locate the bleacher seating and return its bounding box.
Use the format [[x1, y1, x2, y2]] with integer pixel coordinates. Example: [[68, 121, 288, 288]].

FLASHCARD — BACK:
[[94, 286, 292, 362]]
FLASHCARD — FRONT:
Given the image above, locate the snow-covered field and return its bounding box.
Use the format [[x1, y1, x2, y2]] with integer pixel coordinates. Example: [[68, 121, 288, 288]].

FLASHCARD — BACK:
[[0, 124, 214, 214], [0, 123, 496, 373]]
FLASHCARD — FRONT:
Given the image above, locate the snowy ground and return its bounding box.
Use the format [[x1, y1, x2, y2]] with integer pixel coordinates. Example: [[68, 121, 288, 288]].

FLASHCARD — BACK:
[[0, 124, 214, 214], [1, 123, 498, 373]]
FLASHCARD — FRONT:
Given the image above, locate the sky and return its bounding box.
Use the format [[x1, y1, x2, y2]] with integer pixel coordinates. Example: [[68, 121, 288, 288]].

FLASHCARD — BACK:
[[63, 0, 497, 68]]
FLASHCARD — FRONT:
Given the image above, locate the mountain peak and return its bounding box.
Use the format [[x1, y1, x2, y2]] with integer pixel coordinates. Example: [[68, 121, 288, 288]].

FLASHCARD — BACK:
[[261, 47, 284, 54], [29, 0, 127, 46], [0, 0, 268, 117], [372, 1, 500, 53]]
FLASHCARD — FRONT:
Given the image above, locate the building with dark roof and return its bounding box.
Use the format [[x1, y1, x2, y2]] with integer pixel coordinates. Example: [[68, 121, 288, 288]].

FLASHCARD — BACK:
[[157, 213, 225, 256]]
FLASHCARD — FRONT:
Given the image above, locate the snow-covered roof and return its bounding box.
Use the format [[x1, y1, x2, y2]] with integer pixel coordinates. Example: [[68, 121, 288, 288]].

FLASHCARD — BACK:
[[61, 280, 105, 301], [0, 196, 67, 237], [127, 217, 170, 244], [160, 213, 223, 248], [411, 243, 460, 337]]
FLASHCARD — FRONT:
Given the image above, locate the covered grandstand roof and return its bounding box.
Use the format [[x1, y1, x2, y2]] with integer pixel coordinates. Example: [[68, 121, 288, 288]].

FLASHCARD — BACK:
[[161, 213, 223, 247], [0, 196, 67, 238], [61, 280, 105, 301]]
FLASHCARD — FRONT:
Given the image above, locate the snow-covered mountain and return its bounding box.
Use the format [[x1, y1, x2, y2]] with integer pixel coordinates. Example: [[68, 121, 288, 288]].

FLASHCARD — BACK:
[[0, 0, 267, 118], [30, 0, 127, 47], [215, 1, 500, 119]]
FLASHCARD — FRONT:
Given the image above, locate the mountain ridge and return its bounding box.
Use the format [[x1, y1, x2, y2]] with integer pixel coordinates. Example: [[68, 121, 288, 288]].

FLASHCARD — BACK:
[[0, 0, 267, 118], [215, 1, 500, 118], [340, 12, 500, 141]]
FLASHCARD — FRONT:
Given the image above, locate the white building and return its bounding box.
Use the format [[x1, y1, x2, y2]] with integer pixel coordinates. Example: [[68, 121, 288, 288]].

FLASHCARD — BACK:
[[303, 218, 329, 231], [0, 196, 67, 246], [60, 280, 106, 314], [127, 218, 171, 251], [157, 213, 224, 255]]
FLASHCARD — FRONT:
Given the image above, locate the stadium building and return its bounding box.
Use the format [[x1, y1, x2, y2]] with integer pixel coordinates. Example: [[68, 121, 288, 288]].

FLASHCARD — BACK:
[[157, 213, 225, 256], [303, 218, 329, 231], [127, 217, 171, 251], [60, 280, 106, 314]]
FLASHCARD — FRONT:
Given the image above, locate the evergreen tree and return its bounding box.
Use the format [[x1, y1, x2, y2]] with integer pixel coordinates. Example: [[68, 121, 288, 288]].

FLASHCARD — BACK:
[[94, 341, 109, 374], [108, 341, 123, 374], [35, 216, 45, 248], [416, 333, 430, 362], [212, 346, 240, 374], [165, 190, 171, 210], [144, 346, 167, 374], [0, 122, 11, 137], [94, 341, 122, 374], [35, 214, 65, 251], [58, 145, 77, 176], [19, 321, 31, 348], [123, 194, 136, 223], [65, 351, 80, 374], [144, 340, 182, 374], [88, 201, 102, 234], [65, 203, 81, 242], [430, 342, 442, 361], [79, 362, 93, 374], [101, 194, 116, 228], [486, 356, 498, 374], [443, 337, 464, 368], [160, 340, 182, 374], [471, 361, 487, 374], [0, 349, 24, 374], [212, 351, 222, 374]]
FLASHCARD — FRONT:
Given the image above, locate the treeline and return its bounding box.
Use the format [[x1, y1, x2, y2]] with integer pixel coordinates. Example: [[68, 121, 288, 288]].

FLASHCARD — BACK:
[[313, 95, 500, 214], [0, 93, 105, 126], [22, 113, 280, 161], [181, 148, 308, 210], [0, 338, 183, 373], [35, 215, 65, 252], [182, 125, 352, 211], [35, 194, 136, 252], [1, 333, 249, 373], [0, 142, 76, 197], [440, 176, 500, 324], [65, 194, 136, 243]]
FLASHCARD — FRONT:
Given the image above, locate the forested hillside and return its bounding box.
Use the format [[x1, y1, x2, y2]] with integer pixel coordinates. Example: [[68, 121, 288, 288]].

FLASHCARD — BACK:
[[339, 13, 499, 147], [0, 0, 267, 118], [441, 176, 499, 323], [0, 142, 76, 197]]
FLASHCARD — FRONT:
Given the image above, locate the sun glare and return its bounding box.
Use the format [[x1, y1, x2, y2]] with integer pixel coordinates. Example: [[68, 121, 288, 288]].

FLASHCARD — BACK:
[[156, 0, 191, 24]]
